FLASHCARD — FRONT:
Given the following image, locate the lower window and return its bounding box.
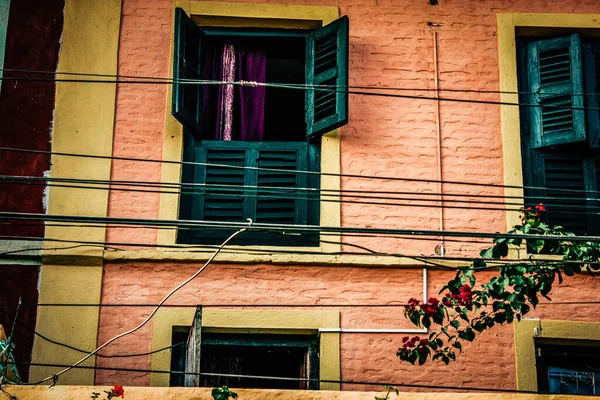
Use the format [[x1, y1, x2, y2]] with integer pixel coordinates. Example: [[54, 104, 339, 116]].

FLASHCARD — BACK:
[[170, 331, 320, 389], [536, 342, 600, 395]]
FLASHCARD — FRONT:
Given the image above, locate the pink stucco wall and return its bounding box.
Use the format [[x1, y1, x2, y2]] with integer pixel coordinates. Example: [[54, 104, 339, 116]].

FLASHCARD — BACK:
[[99, 0, 600, 391]]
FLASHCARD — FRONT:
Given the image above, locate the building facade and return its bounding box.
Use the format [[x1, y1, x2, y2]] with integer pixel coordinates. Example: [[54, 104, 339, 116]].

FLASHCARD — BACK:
[[1, 0, 600, 395]]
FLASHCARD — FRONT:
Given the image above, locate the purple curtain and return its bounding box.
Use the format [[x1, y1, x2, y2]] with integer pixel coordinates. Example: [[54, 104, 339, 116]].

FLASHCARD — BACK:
[[199, 43, 267, 141], [235, 46, 266, 141]]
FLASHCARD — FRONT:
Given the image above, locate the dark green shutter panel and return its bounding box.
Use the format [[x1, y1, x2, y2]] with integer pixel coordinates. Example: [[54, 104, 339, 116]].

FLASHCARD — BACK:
[[583, 43, 600, 148], [305, 16, 349, 140], [172, 8, 203, 134], [527, 34, 586, 148], [540, 158, 588, 234], [256, 146, 309, 225], [194, 144, 246, 223]]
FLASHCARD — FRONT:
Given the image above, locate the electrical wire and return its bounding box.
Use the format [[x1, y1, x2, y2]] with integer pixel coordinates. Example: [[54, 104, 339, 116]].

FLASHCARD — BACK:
[[33, 226, 249, 385], [4, 211, 600, 243], [1, 72, 599, 113], [18, 361, 543, 394], [0, 307, 185, 359], [4, 67, 600, 97], [2, 232, 599, 271], [4, 175, 600, 214], [3, 146, 600, 198]]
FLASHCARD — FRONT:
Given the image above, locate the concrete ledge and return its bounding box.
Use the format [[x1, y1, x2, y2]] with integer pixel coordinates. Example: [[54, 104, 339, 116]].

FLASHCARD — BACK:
[[3, 386, 591, 400]]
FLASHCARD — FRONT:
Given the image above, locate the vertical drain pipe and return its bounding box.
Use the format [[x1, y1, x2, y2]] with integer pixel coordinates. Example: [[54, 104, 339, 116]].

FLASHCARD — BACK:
[[433, 31, 445, 257]]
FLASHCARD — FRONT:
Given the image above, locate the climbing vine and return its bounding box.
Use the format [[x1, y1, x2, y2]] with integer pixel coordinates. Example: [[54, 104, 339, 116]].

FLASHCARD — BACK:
[[398, 204, 600, 365]]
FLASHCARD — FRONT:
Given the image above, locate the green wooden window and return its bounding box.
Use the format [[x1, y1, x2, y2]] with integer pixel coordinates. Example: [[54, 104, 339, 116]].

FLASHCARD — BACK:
[[172, 9, 349, 246], [179, 134, 320, 246], [172, 8, 349, 141], [519, 34, 600, 235]]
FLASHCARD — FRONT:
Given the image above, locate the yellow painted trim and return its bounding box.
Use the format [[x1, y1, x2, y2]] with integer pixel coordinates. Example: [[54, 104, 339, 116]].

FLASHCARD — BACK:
[[158, 1, 342, 258], [104, 249, 474, 268], [497, 13, 600, 229], [8, 386, 593, 400], [514, 318, 600, 392], [30, 0, 121, 385], [150, 308, 340, 390]]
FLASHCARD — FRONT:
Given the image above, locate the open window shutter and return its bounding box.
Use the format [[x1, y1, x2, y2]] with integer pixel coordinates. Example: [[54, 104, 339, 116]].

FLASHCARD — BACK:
[[172, 8, 203, 134], [305, 16, 349, 141], [532, 155, 593, 234], [184, 306, 202, 387], [583, 43, 600, 148], [527, 34, 586, 148], [256, 145, 309, 226]]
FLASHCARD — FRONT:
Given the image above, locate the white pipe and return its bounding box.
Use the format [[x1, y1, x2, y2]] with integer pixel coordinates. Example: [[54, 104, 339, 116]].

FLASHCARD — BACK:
[[433, 31, 445, 256], [318, 268, 428, 334]]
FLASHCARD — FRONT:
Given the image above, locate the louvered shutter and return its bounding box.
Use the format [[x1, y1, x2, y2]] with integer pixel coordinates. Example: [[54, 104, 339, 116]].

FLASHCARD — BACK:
[[172, 8, 203, 134], [184, 141, 318, 246], [532, 156, 594, 235], [184, 306, 202, 387], [527, 34, 586, 148], [583, 43, 600, 148], [305, 16, 349, 141]]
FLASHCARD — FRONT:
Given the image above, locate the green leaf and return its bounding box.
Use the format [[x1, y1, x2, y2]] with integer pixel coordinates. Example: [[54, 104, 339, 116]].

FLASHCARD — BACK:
[[480, 247, 494, 258], [452, 341, 462, 352], [422, 316, 431, 329], [450, 319, 460, 329]]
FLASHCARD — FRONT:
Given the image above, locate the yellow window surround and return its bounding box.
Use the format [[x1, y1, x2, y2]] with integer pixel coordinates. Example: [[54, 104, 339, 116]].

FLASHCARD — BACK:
[[514, 318, 600, 391], [150, 308, 341, 390], [157, 1, 341, 262], [497, 13, 600, 230]]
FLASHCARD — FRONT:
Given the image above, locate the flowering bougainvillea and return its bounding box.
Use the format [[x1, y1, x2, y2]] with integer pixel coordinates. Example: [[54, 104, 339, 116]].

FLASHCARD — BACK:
[[91, 385, 124, 399], [398, 204, 600, 365]]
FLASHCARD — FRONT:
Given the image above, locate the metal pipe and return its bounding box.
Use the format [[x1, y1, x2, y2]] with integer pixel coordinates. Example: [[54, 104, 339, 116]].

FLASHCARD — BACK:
[[318, 269, 428, 334]]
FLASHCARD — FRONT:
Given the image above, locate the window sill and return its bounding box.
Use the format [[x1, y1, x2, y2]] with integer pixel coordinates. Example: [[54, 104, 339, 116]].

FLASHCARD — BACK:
[[102, 248, 467, 267]]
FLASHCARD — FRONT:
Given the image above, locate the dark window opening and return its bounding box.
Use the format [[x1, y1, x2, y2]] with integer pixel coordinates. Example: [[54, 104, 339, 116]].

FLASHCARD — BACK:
[[517, 34, 600, 236], [536, 342, 600, 395], [201, 34, 307, 142], [170, 331, 319, 389]]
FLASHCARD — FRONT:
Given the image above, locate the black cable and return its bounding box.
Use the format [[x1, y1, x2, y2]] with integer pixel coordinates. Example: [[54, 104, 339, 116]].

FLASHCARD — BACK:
[[1, 300, 596, 308], [4, 175, 600, 214], [4, 67, 599, 97], [0, 222, 493, 246], [17, 361, 542, 394], [4, 211, 600, 243], [0, 308, 184, 359], [1, 75, 599, 113], [4, 146, 600, 198], [2, 234, 598, 272]]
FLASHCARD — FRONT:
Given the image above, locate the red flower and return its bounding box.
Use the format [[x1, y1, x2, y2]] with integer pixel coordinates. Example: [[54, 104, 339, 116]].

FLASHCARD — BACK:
[[402, 336, 409, 343], [111, 386, 124, 398], [421, 297, 441, 317], [535, 203, 545, 212]]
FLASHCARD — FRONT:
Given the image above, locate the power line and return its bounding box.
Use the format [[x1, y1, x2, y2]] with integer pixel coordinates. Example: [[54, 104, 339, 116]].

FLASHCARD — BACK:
[[1, 70, 599, 112], [33, 228, 248, 385], [17, 361, 541, 394], [4, 175, 600, 214], [4, 67, 600, 97], [4, 146, 600, 198], [0, 308, 184, 359], [1, 233, 598, 271], [4, 211, 600, 243]]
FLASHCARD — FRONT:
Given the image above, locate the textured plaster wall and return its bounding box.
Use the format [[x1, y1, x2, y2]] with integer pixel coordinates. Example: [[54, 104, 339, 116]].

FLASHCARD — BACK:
[[99, 0, 600, 391]]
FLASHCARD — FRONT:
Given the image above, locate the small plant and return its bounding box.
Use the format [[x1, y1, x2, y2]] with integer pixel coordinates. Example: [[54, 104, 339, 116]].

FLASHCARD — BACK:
[[375, 385, 399, 400], [212, 386, 238, 400], [398, 204, 600, 365], [91, 385, 124, 399]]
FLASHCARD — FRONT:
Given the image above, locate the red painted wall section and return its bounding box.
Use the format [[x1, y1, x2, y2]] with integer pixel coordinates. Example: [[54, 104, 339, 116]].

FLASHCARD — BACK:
[[0, 0, 64, 238], [0, 264, 41, 382], [106, 0, 172, 247], [98, 0, 600, 391]]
